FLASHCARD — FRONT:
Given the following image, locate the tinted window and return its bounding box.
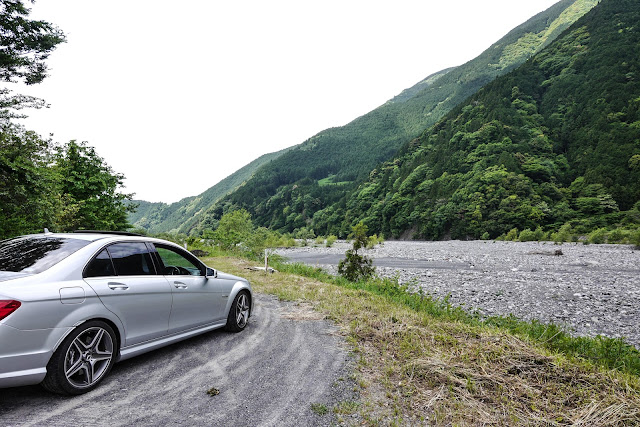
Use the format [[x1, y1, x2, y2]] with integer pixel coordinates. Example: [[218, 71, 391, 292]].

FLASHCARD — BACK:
[[0, 236, 90, 274], [108, 243, 155, 276], [155, 245, 203, 276], [84, 249, 115, 278]]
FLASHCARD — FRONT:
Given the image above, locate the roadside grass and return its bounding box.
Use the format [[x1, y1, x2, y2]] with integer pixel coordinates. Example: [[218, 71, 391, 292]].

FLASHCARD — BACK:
[[206, 256, 640, 425], [276, 260, 640, 378]]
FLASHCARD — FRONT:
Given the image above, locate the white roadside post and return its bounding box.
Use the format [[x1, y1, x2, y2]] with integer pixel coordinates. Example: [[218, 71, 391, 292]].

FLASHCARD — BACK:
[[264, 249, 268, 273]]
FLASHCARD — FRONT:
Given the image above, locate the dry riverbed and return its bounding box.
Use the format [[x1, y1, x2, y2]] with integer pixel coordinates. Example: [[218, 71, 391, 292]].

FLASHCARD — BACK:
[[276, 240, 640, 348]]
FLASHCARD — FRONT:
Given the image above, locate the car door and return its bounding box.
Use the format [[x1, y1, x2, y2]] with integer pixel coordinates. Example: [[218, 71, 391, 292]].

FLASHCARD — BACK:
[[151, 244, 225, 333], [83, 242, 172, 346]]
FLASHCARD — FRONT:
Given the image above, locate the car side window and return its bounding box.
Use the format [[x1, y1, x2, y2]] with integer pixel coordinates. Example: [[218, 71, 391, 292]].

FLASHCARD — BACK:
[[155, 246, 203, 276], [84, 249, 115, 278], [107, 243, 155, 276]]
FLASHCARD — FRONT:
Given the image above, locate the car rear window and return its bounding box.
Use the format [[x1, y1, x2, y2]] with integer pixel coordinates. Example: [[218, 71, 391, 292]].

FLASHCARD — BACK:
[[84, 248, 115, 278], [0, 236, 91, 274]]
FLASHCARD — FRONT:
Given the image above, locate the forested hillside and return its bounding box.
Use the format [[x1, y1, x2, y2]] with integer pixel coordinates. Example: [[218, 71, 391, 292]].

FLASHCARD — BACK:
[[128, 146, 292, 234], [197, 0, 598, 235], [324, 0, 640, 239]]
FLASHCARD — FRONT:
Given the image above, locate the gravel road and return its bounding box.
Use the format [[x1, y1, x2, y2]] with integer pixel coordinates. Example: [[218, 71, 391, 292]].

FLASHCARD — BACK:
[[0, 294, 357, 426], [276, 240, 640, 348]]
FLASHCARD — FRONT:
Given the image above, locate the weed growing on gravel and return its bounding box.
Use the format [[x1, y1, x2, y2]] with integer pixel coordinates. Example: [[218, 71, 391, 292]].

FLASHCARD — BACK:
[[310, 403, 329, 416], [333, 400, 361, 414]]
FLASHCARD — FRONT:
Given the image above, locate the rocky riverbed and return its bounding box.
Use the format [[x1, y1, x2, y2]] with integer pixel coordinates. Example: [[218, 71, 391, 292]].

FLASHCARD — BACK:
[[275, 240, 640, 348]]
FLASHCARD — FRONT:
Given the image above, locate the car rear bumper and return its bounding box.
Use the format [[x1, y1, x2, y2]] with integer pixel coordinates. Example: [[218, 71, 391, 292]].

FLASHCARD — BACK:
[[0, 323, 71, 388]]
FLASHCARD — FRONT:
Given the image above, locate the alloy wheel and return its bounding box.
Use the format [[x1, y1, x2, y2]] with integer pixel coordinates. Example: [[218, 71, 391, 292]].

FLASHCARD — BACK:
[[64, 326, 114, 389], [235, 293, 250, 328]]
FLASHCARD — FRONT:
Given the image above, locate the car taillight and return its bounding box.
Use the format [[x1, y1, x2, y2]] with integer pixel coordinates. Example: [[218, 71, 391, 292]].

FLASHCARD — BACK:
[[0, 300, 21, 321]]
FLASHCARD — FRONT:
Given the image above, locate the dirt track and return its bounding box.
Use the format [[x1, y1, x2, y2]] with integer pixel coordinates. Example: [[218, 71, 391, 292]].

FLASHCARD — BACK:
[[0, 294, 356, 426]]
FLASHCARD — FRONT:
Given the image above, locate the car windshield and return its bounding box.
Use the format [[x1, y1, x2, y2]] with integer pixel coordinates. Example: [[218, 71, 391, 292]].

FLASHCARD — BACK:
[[0, 236, 90, 274]]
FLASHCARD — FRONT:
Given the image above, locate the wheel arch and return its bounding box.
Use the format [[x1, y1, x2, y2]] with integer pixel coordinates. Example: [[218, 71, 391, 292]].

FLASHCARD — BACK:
[[227, 283, 253, 317], [52, 317, 123, 360]]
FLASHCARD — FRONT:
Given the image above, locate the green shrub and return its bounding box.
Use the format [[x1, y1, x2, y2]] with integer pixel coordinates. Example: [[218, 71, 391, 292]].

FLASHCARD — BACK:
[[480, 232, 490, 240], [206, 210, 298, 259], [315, 236, 325, 245], [338, 222, 375, 282], [533, 226, 545, 241], [631, 228, 640, 248], [326, 235, 337, 247], [518, 228, 536, 242], [607, 228, 629, 244], [588, 228, 608, 244], [294, 227, 315, 240], [367, 233, 383, 248], [283, 236, 297, 247], [505, 228, 519, 241], [213, 210, 252, 250], [551, 223, 573, 243]]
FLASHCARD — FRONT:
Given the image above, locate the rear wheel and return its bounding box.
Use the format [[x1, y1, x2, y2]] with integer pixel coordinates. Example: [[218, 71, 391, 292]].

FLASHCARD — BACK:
[[225, 291, 251, 332], [42, 320, 117, 395]]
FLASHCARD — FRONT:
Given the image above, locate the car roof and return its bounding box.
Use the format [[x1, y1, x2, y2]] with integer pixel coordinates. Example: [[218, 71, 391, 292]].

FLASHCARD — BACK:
[[17, 232, 187, 251], [24, 232, 143, 243]]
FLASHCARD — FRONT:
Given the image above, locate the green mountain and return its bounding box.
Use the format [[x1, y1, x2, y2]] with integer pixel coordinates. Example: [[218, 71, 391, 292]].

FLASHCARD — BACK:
[[325, 0, 640, 239], [198, 0, 599, 234], [128, 147, 291, 234]]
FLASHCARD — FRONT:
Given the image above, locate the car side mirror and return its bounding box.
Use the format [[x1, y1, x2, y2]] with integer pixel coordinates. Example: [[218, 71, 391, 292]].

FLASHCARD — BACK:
[[206, 267, 217, 278]]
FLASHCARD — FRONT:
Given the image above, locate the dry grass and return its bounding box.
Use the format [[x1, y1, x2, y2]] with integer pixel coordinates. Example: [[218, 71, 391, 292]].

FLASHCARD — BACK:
[[208, 257, 640, 426], [279, 301, 327, 321]]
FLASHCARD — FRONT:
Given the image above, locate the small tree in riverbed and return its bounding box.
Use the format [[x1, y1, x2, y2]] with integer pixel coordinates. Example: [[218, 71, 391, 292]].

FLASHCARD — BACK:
[[213, 209, 253, 250], [338, 222, 375, 282]]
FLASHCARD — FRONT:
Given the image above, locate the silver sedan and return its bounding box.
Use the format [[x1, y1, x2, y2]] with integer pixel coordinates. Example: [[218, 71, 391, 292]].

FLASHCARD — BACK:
[[0, 231, 252, 394]]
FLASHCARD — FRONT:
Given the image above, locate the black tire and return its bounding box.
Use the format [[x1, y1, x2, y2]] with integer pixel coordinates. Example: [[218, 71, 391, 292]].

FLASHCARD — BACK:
[[225, 291, 251, 332], [42, 320, 117, 395]]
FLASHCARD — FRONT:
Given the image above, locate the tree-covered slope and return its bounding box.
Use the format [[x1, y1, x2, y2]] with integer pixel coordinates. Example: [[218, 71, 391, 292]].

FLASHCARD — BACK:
[[329, 0, 640, 239], [128, 146, 291, 234], [202, 0, 598, 234]]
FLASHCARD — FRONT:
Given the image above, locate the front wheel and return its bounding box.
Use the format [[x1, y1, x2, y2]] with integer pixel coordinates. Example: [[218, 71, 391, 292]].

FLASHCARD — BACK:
[[225, 291, 251, 332], [42, 320, 117, 395]]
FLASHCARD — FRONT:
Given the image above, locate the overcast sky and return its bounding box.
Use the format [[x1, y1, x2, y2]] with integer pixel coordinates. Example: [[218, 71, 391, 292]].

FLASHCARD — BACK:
[[12, 0, 560, 203]]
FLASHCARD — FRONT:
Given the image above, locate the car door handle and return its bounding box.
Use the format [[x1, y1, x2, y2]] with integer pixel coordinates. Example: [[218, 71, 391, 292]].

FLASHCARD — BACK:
[[108, 282, 129, 290], [174, 282, 188, 289]]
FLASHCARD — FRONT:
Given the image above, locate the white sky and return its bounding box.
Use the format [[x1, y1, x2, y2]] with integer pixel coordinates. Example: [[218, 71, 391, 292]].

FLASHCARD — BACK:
[[11, 0, 560, 203]]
